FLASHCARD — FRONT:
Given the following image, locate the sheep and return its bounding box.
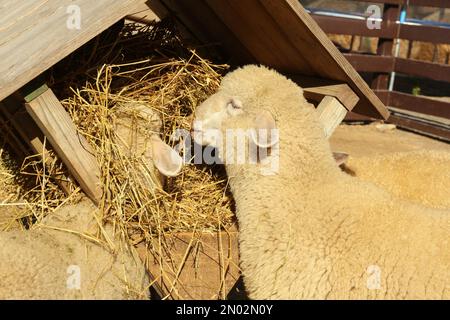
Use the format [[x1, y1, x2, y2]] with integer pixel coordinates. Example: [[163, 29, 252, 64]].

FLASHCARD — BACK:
[[0, 200, 149, 299], [0, 104, 183, 299], [192, 65, 450, 300], [342, 150, 450, 210]]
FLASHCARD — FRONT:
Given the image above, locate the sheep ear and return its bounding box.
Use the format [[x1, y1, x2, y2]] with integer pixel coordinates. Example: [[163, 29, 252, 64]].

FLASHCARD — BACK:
[[250, 111, 278, 148], [151, 137, 183, 177], [333, 152, 349, 166]]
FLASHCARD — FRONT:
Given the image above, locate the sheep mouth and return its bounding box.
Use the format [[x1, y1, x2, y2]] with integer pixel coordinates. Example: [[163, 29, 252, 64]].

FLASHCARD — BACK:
[[191, 129, 207, 145]]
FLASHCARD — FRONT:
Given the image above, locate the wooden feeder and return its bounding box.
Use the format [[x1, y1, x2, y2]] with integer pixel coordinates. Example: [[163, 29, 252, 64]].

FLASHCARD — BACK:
[[0, 0, 389, 300]]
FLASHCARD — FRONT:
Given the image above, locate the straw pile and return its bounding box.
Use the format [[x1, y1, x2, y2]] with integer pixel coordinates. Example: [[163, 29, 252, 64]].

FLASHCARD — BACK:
[[0, 141, 78, 231], [58, 20, 234, 236], [0, 20, 238, 298]]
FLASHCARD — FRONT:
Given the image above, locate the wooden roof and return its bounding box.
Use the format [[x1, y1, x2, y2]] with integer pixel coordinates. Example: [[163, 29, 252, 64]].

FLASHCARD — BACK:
[[0, 0, 142, 102], [0, 0, 389, 119], [160, 0, 389, 119]]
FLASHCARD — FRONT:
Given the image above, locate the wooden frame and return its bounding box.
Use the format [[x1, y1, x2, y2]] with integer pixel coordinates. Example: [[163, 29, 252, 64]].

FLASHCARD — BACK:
[[309, 1, 450, 141]]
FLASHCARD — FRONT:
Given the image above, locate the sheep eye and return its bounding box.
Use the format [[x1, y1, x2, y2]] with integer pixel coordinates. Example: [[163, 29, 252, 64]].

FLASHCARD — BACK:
[[228, 99, 241, 109]]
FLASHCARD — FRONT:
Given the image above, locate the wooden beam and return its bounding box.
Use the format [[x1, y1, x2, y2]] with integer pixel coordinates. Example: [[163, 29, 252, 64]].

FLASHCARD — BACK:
[[389, 114, 450, 142], [316, 96, 348, 138], [289, 75, 360, 112], [0, 103, 29, 160], [24, 88, 101, 204], [126, 0, 163, 23], [303, 83, 359, 112]]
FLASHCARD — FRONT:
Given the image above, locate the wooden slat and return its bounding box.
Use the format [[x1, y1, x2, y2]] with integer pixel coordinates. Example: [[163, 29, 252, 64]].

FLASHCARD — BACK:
[[311, 14, 396, 38], [304, 84, 359, 111], [387, 91, 450, 119], [395, 58, 450, 83], [344, 54, 394, 73], [0, 0, 144, 102], [399, 24, 450, 44], [316, 96, 348, 138], [344, 54, 450, 83], [389, 114, 450, 142], [25, 88, 101, 203], [206, 0, 314, 73], [0, 97, 74, 195], [367, 0, 450, 8], [0, 103, 30, 160], [311, 13, 450, 45]]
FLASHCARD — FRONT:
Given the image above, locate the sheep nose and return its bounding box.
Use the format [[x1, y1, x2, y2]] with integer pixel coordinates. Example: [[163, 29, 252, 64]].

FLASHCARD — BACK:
[[191, 120, 202, 133]]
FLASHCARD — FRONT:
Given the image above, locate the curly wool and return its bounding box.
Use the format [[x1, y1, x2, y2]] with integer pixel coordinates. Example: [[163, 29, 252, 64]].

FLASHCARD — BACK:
[[0, 201, 149, 300]]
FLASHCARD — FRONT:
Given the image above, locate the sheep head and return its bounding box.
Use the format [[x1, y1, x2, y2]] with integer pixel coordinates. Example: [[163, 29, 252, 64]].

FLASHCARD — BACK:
[[192, 69, 281, 166], [192, 65, 347, 169]]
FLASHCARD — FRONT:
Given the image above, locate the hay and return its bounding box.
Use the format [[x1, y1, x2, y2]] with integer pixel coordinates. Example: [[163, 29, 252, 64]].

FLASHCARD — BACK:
[[61, 21, 234, 233], [61, 21, 237, 299], [0, 139, 80, 230]]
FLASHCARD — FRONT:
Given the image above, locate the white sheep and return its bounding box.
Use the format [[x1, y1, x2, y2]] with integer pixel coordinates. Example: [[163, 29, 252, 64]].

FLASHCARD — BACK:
[[192, 65, 450, 299], [0, 200, 149, 299], [342, 150, 450, 210], [0, 104, 183, 299]]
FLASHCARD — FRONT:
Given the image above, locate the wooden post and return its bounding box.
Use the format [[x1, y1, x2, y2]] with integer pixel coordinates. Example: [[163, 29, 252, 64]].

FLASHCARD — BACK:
[[316, 96, 348, 138], [293, 78, 358, 138], [371, 4, 400, 91], [23, 86, 102, 204]]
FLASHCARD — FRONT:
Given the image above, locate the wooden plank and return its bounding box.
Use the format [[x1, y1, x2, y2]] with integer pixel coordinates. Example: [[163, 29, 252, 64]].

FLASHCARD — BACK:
[[0, 103, 30, 160], [304, 84, 359, 111], [368, 0, 450, 8], [343, 54, 450, 83], [311, 12, 450, 45], [0, 0, 144, 102], [316, 96, 348, 138], [25, 88, 101, 203], [387, 91, 450, 119], [311, 13, 396, 39], [388, 114, 450, 142], [344, 54, 394, 73], [288, 75, 360, 111], [136, 230, 240, 300], [205, 0, 314, 73], [395, 58, 450, 83], [126, 0, 162, 23]]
